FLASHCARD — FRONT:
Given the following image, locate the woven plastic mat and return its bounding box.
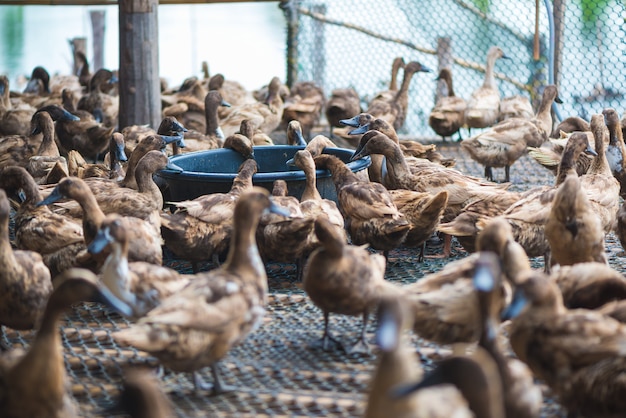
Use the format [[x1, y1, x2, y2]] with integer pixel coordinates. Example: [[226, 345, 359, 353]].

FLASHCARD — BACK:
[[7, 140, 621, 417]]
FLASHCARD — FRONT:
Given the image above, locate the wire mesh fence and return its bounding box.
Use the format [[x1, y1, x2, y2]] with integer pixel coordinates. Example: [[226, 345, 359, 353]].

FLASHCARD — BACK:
[[289, 0, 625, 138]]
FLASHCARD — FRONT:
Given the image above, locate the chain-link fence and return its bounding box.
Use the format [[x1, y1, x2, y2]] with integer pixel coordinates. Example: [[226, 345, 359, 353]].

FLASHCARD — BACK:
[[288, 0, 625, 138]]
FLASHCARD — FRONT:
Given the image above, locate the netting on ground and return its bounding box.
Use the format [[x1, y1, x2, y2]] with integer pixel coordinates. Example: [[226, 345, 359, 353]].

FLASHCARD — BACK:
[[9, 143, 626, 417], [290, 0, 625, 137]]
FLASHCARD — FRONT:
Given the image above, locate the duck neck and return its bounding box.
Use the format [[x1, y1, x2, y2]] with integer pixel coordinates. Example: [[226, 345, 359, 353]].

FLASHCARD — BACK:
[[19, 173, 43, 206], [19, 299, 67, 399], [443, 72, 456, 97], [136, 167, 163, 209], [483, 54, 498, 89], [223, 211, 267, 284], [76, 191, 106, 244], [535, 95, 554, 135], [301, 159, 322, 201], [229, 164, 256, 198], [389, 60, 403, 91], [101, 241, 136, 307], [323, 157, 360, 189], [589, 125, 610, 176], [205, 99, 221, 137], [380, 142, 412, 184], [0, 212, 19, 270], [394, 68, 416, 104], [121, 148, 145, 189], [36, 119, 60, 157]]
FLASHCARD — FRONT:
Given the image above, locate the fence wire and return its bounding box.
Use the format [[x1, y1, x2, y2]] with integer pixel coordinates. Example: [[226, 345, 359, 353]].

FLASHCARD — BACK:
[[290, 0, 625, 137]]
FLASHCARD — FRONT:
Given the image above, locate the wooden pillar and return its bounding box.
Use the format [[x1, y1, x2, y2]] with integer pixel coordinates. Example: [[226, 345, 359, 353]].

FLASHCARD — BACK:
[[435, 37, 452, 101], [118, 0, 160, 130], [280, 0, 299, 88], [311, 4, 326, 88], [69, 37, 87, 76], [90, 10, 106, 72], [553, 0, 565, 87]]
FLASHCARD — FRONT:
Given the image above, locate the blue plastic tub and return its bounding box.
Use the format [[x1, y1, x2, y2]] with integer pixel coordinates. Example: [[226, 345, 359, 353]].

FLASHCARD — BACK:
[[157, 145, 371, 202]]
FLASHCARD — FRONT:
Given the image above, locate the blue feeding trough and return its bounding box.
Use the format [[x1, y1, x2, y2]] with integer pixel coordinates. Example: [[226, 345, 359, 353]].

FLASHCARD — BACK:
[[157, 145, 371, 202]]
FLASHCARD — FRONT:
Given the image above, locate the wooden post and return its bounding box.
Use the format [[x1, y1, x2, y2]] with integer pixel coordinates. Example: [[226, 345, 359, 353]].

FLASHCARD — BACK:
[[553, 0, 564, 87], [435, 37, 452, 101], [280, 0, 298, 88], [90, 10, 106, 72], [69, 37, 87, 76], [118, 0, 160, 130]]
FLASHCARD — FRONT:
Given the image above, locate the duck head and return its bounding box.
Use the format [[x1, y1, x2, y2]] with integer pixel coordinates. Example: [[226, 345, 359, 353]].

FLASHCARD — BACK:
[[350, 131, 392, 161], [339, 112, 374, 128], [287, 120, 307, 146], [501, 271, 562, 321]]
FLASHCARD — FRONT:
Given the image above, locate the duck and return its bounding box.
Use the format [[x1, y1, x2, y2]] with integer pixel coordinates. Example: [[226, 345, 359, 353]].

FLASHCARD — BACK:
[[0, 75, 38, 137], [349, 130, 511, 256], [374, 57, 405, 103], [617, 201, 626, 256], [161, 78, 208, 134], [498, 94, 534, 121], [160, 159, 258, 273], [460, 84, 562, 182], [313, 153, 410, 258], [23, 110, 69, 184], [39, 150, 176, 228], [502, 269, 626, 417], [207, 73, 256, 119], [168, 90, 230, 154], [603, 107, 626, 198], [477, 132, 598, 268], [88, 214, 190, 319], [366, 61, 431, 131], [106, 368, 175, 418], [0, 105, 79, 171], [428, 68, 467, 141], [303, 216, 402, 353], [392, 346, 506, 418], [285, 120, 308, 147], [113, 188, 289, 394], [236, 117, 274, 146], [122, 115, 187, 158], [76, 68, 119, 127], [281, 80, 325, 139], [365, 297, 474, 418], [37, 176, 162, 265], [347, 115, 456, 178], [527, 131, 595, 177], [256, 179, 315, 276], [403, 217, 513, 347], [554, 115, 590, 136], [0, 268, 132, 418], [388, 188, 448, 261], [0, 188, 53, 334], [285, 149, 345, 240], [222, 127, 255, 158], [549, 262, 626, 310], [0, 166, 85, 276], [545, 173, 606, 267], [473, 252, 542, 418], [325, 87, 361, 139], [67, 132, 128, 181], [219, 76, 285, 138], [464, 46, 509, 131], [581, 113, 620, 234]]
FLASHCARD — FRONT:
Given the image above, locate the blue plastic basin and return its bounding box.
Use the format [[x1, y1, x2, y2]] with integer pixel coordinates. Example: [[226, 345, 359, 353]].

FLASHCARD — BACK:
[[157, 145, 371, 202]]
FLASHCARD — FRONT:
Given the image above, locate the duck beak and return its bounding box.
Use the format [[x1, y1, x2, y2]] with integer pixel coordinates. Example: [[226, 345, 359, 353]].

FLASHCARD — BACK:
[[88, 226, 114, 255], [501, 288, 528, 321], [293, 129, 307, 147], [165, 161, 184, 173], [585, 145, 598, 156], [339, 115, 361, 127], [555, 95, 563, 104], [108, 74, 119, 84], [376, 307, 399, 352], [161, 134, 185, 149], [501, 53, 511, 60], [61, 109, 80, 122], [93, 108, 104, 123], [268, 199, 291, 218], [172, 119, 188, 133], [115, 142, 128, 163], [285, 157, 296, 167], [391, 367, 447, 399], [472, 260, 496, 292], [31, 124, 42, 135], [36, 186, 64, 206], [419, 64, 433, 73], [348, 124, 369, 135], [350, 147, 367, 162], [221, 99, 231, 107], [0, 82, 5, 96]]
